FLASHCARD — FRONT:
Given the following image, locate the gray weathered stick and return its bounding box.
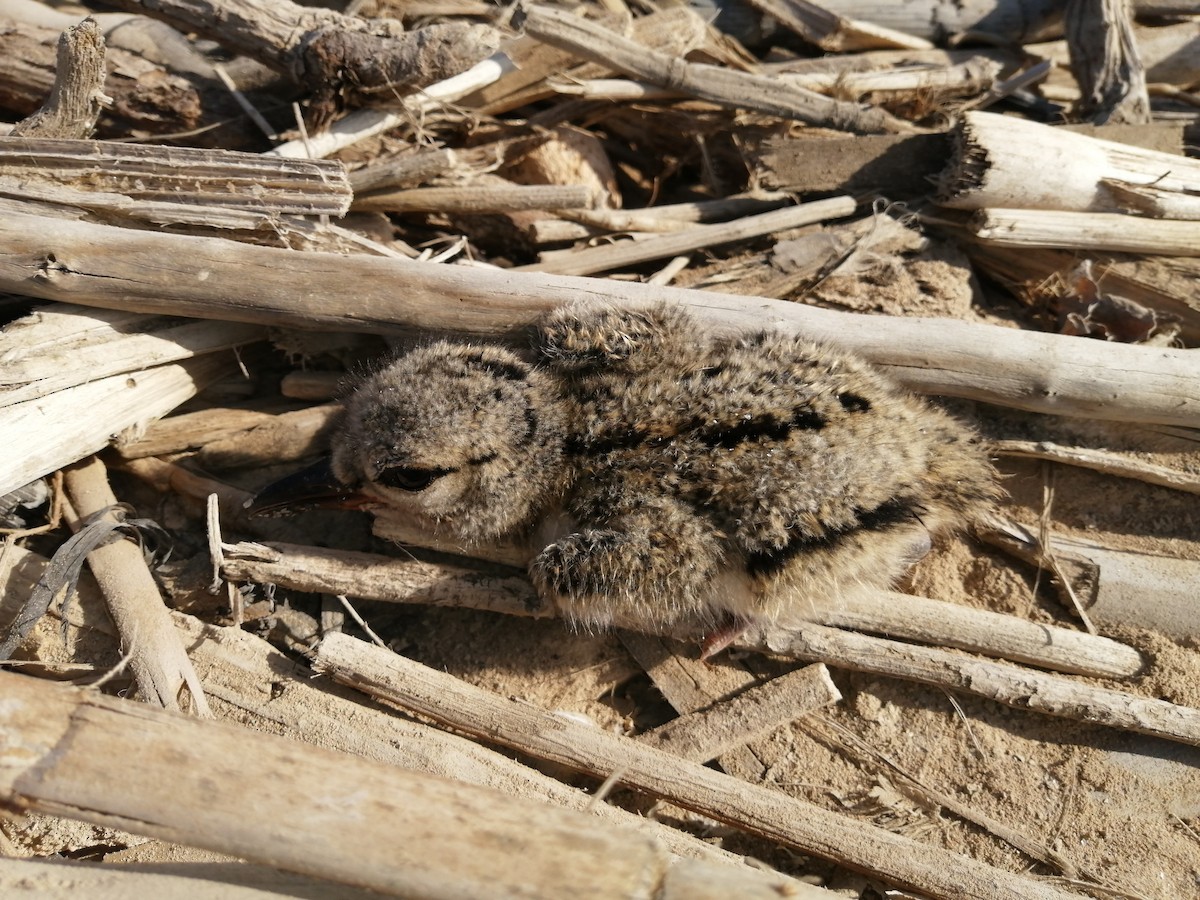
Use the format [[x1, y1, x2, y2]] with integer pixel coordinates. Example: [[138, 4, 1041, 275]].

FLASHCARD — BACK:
[[0, 210, 1194, 427], [313, 633, 1080, 900], [519, 5, 907, 134], [755, 622, 1200, 748]]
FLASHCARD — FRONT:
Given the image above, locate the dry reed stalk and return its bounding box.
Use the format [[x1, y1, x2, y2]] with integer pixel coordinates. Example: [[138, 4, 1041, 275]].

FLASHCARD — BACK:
[[61, 456, 209, 714], [218, 539, 1143, 679], [521, 196, 857, 275]]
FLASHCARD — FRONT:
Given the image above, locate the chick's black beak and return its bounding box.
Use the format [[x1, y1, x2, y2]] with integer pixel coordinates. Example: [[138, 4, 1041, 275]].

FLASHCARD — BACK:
[[245, 457, 377, 517]]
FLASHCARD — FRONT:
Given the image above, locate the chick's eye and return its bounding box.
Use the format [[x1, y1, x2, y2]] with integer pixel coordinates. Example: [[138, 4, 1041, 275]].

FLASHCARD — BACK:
[[376, 466, 452, 492]]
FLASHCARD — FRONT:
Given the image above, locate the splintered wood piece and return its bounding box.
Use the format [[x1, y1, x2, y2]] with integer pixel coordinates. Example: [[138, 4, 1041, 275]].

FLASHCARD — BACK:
[[618, 630, 766, 780], [10, 18, 108, 139], [0, 354, 233, 497], [0, 137, 352, 223], [0, 671, 809, 900], [62, 456, 209, 714], [313, 633, 1081, 900], [0, 210, 1195, 427], [519, 5, 909, 135], [939, 111, 1200, 212], [0, 303, 264, 407], [754, 622, 1200, 748], [520, 196, 857, 275], [638, 664, 841, 763], [968, 208, 1200, 257]]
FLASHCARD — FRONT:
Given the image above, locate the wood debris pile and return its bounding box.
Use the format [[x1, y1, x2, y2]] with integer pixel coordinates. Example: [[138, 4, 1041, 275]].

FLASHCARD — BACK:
[[0, 1, 1198, 898]]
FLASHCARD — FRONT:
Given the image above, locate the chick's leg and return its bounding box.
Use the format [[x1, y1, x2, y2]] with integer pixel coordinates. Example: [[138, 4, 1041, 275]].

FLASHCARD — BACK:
[[528, 503, 723, 634]]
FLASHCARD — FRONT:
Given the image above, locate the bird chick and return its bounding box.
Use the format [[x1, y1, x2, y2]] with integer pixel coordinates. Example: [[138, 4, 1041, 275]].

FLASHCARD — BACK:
[[316, 304, 1000, 646]]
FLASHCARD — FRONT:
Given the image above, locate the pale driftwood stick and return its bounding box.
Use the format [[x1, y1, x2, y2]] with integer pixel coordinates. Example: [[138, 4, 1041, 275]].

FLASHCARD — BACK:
[[104, 0, 498, 104], [619, 631, 766, 781], [639, 664, 841, 763], [0, 671, 810, 900], [11, 18, 109, 139], [0, 210, 1195, 427], [195, 403, 339, 469], [266, 52, 515, 160], [744, 0, 934, 51], [116, 403, 339, 465], [218, 538, 1144, 681], [821, 590, 1143, 677], [1065, 0, 1150, 124], [969, 208, 1200, 256], [754, 622, 1200, 748], [0, 355, 232, 497], [0, 303, 264, 407], [166, 609, 798, 874], [518, 6, 907, 135], [783, 59, 1003, 96], [114, 407, 278, 459], [939, 111, 1200, 212], [559, 193, 792, 232], [280, 370, 343, 400], [353, 183, 594, 215], [0, 137, 352, 220], [522, 197, 857, 275], [1103, 178, 1200, 219], [1049, 535, 1200, 642], [314, 633, 1080, 900], [63, 456, 209, 715], [993, 439, 1200, 495]]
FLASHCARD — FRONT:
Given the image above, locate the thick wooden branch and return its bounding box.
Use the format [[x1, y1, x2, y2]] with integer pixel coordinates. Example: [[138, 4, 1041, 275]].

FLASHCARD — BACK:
[[0, 211, 1195, 427], [0, 670, 807, 900], [938, 111, 1200, 213]]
